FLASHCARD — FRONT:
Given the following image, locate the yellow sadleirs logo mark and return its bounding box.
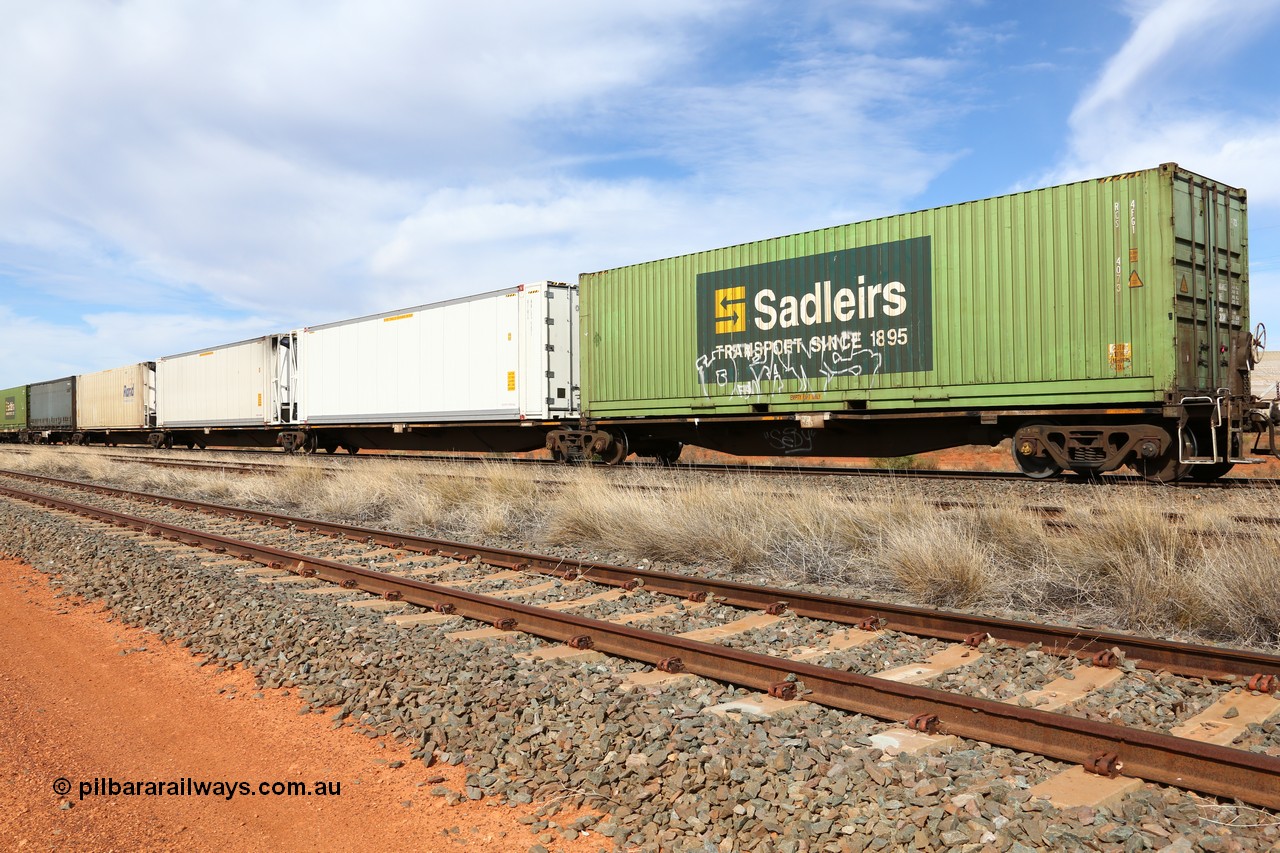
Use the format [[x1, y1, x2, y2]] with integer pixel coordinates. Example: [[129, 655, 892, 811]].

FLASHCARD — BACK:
[[714, 286, 747, 334]]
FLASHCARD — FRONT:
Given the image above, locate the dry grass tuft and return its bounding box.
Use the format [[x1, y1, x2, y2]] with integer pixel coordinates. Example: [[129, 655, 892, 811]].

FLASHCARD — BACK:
[[545, 470, 771, 568], [871, 520, 990, 608]]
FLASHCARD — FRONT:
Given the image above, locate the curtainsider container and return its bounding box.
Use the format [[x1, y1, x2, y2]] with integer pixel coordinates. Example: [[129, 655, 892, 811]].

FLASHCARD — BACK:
[[568, 163, 1257, 478], [157, 335, 297, 429], [29, 377, 76, 433], [76, 362, 156, 431], [0, 385, 27, 436], [297, 282, 578, 425]]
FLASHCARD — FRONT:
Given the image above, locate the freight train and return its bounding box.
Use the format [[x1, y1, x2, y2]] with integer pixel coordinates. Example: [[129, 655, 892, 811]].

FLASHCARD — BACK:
[[2, 163, 1276, 482]]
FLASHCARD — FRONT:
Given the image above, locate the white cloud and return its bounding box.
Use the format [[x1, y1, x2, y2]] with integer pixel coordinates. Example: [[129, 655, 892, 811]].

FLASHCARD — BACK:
[[0, 305, 282, 389], [1044, 0, 1280, 203], [1069, 0, 1219, 121], [0, 1, 727, 317], [0, 0, 982, 386]]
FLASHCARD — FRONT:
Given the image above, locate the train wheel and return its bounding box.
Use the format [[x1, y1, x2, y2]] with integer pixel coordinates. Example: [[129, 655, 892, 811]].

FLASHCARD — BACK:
[[593, 431, 629, 466], [1136, 428, 1192, 483], [1012, 422, 1062, 479], [601, 439, 628, 466], [1185, 428, 1237, 482]]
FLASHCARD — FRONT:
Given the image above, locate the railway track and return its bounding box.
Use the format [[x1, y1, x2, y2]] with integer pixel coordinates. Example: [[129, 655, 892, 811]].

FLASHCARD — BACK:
[[7, 443, 1280, 488], [0, 468, 1277, 811]]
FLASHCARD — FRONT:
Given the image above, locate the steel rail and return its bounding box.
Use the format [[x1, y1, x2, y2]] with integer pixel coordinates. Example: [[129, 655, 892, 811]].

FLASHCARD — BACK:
[[2, 468, 1278, 684], [2, 480, 1278, 809]]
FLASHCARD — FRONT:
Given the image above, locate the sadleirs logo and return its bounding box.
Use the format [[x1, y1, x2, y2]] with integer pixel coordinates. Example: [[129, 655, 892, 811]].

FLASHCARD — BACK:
[[3, 396, 14, 421], [713, 286, 747, 333], [695, 237, 932, 396]]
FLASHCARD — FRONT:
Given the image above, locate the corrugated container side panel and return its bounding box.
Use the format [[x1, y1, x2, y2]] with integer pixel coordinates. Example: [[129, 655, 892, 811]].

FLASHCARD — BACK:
[[29, 378, 75, 429], [76, 363, 152, 430], [1015, 196, 1035, 382], [582, 166, 1235, 417], [0, 385, 27, 430], [300, 287, 554, 423], [158, 340, 271, 427]]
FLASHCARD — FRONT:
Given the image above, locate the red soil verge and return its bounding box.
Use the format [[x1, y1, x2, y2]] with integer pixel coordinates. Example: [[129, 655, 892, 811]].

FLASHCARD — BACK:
[[0, 557, 600, 852]]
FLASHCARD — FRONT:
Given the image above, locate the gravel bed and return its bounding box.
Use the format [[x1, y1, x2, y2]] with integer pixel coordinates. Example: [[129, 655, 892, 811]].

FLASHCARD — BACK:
[[566, 590, 669, 622], [716, 616, 852, 656], [1072, 669, 1225, 732], [2, 498, 1279, 850], [631, 604, 758, 636], [926, 644, 1076, 702], [824, 634, 954, 676], [1230, 716, 1280, 756]]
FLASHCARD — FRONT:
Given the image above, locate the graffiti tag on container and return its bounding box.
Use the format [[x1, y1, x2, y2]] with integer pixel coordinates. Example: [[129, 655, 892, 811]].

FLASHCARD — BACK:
[[696, 331, 886, 398], [763, 426, 815, 454]]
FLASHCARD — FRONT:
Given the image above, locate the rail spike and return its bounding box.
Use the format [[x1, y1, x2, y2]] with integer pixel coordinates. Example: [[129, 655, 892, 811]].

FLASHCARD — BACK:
[[906, 712, 939, 734], [1246, 673, 1277, 694], [768, 681, 799, 701], [1084, 751, 1122, 778]]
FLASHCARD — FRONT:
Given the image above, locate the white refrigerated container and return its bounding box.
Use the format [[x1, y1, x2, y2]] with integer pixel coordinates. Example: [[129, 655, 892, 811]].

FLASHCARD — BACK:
[[76, 362, 156, 430], [297, 282, 578, 425], [157, 334, 298, 428]]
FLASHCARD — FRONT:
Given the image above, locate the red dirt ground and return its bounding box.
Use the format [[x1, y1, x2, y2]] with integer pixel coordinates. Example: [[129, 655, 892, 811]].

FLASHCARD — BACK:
[[0, 557, 601, 852]]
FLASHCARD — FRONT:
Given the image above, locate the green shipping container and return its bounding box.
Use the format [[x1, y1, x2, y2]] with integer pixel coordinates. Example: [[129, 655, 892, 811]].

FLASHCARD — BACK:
[[0, 385, 28, 432], [580, 163, 1248, 418]]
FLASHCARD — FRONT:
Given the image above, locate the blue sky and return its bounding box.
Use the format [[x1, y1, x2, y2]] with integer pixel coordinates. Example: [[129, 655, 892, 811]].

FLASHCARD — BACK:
[[2, 0, 1279, 389]]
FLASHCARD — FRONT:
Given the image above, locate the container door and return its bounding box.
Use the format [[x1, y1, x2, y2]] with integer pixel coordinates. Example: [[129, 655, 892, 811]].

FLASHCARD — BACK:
[[144, 363, 157, 428], [545, 284, 577, 416], [273, 334, 298, 424], [1172, 171, 1248, 395]]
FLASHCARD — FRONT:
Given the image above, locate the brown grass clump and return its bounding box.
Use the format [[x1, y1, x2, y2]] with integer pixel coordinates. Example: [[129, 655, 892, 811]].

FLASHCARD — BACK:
[[872, 519, 989, 607], [1049, 503, 1211, 632], [0, 446, 114, 482], [544, 470, 771, 568], [389, 461, 545, 538], [1193, 538, 1280, 646]]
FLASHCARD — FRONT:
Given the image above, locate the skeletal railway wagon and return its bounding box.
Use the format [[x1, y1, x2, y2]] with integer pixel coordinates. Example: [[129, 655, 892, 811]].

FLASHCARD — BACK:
[[553, 163, 1273, 481]]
